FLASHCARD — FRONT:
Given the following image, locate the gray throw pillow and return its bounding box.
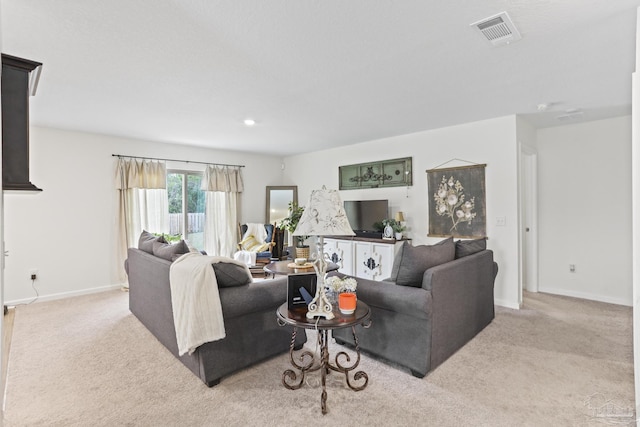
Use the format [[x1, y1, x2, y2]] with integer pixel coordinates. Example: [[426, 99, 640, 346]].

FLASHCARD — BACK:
[[389, 242, 407, 283], [212, 262, 252, 288], [455, 238, 487, 258], [391, 237, 455, 287], [138, 230, 167, 254], [152, 240, 189, 261]]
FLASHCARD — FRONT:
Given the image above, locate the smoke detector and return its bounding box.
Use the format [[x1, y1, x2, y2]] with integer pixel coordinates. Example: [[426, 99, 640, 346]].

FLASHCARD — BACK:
[[471, 12, 521, 46]]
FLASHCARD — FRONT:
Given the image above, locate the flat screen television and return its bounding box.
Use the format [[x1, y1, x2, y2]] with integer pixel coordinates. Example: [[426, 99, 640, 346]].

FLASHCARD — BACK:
[[343, 200, 388, 237]]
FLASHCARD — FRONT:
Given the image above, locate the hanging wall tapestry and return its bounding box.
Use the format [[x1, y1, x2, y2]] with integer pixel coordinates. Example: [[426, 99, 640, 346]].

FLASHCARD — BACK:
[[426, 163, 487, 238]]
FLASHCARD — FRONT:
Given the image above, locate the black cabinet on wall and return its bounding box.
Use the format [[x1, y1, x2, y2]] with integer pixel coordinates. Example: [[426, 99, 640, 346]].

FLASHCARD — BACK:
[[1, 53, 42, 191]]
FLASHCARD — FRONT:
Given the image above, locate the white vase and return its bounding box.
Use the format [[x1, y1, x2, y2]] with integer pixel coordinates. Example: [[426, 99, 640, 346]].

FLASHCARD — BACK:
[[395, 232, 403, 240]]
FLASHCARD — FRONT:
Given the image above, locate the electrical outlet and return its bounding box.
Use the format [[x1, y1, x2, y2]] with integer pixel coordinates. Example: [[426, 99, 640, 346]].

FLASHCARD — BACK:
[[495, 216, 506, 227], [30, 269, 38, 281], [569, 264, 576, 273]]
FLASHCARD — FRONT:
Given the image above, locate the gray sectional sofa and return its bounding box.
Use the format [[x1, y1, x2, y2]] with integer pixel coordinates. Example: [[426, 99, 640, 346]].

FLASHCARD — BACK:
[[125, 235, 305, 387], [333, 237, 498, 378], [125, 230, 496, 385]]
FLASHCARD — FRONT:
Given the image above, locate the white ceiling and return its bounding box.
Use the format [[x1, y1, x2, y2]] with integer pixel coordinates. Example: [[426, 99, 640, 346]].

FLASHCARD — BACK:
[[1, 1, 638, 156]]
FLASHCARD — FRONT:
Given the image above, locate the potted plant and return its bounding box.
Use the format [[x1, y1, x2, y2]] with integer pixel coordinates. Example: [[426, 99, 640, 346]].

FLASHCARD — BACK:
[[325, 275, 358, 306], [392, 221, 406, 240], [280, 201, 309, 259], [382, 218, 406, 240]]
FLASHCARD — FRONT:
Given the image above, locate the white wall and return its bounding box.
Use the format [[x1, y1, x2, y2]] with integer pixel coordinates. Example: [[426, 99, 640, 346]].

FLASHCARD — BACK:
[[633, 69, 640, 424], [537, 116, 632, 305], [632, 7, 640, 411], [4, 126, 285, 303], [516, 117, 538, 151], [0, 5, 5, 419], [283, 115, 521, 308]]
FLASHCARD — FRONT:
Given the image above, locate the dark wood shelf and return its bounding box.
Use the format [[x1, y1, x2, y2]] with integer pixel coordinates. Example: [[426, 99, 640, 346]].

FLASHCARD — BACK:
[[2, 53, 43, 192], [325, 236, 411, 244]]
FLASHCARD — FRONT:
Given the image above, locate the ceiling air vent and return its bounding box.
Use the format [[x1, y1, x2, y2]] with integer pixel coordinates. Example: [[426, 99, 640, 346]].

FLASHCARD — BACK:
[[556, 110, 584, 121], [471, 12, 521, 46]]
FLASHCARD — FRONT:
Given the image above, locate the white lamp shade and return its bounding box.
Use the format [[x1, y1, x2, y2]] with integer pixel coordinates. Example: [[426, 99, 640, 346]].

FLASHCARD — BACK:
[[293, 187, 355, 237]]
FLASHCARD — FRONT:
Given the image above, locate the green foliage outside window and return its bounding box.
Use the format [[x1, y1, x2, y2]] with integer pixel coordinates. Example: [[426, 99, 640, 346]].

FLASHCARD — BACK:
[[153, 232, 182, 243], [167, 173, 205, 214]]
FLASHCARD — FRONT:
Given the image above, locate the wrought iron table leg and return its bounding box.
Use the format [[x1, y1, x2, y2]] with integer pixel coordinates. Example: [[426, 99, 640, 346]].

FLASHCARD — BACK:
[[319, 330, 329, 414], [281, 320, 370, 415], [282, 327, 317, 390], [330, 325, 368, 391]]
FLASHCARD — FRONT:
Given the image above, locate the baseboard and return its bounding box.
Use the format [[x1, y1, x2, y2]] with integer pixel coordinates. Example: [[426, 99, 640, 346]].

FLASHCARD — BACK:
[[537, 286, 632, 307], [5, 283, 125, 306], [494, 298, 521, 310]]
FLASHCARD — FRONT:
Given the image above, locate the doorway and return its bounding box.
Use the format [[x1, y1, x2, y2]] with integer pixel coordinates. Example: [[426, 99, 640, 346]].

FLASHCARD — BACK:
[[167, 170, 206, 250], [520, 144, 539, 303]]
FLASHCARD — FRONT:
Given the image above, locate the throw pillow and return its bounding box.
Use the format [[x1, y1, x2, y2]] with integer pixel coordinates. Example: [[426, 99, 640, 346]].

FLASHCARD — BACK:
[[212, 262, 252, 287], [138, 230, 167, 254], [239, 234, 271, 253], [184, 239, 202, 254], [391, 237, 455, 287], [455, 238, 487, 258], [152, 239, 190, 261]]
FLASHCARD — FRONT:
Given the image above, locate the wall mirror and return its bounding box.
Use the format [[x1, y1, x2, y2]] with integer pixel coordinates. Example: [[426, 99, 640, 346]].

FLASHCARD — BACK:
[[266, 186, 298, 225]]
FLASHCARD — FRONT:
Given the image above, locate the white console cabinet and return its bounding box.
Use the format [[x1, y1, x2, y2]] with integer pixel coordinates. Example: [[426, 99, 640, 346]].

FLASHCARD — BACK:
[[324, 237, 405, 281], [324, 238, 355, 276]]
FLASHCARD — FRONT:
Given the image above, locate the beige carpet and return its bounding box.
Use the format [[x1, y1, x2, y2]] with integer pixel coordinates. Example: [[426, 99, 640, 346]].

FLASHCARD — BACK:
[[2, 290, 634, 426]]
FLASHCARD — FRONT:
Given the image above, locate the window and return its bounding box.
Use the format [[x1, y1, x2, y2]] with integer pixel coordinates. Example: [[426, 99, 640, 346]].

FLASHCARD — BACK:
[[167, 170, 206, 250]]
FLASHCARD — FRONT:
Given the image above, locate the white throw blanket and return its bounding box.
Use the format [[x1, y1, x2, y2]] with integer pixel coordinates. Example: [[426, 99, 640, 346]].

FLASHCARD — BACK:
[[169, 252, 233, 356], [233, 250, 257, 267], [234, 223, 267, 267], [243, 223, 267, 242]]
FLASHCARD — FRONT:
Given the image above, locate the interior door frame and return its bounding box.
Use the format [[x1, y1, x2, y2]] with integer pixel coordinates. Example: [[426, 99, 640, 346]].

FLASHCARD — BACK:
[[518, 142, 539, 305]]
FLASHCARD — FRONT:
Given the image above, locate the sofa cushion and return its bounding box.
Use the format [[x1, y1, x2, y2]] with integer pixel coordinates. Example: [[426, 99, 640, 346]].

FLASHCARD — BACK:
[[152, 240, 190, 261], [183, 240, 201, 254], [455, 238, 487, 259], [390, 238, 455, 287], [138, 230, 167, 254], [264, 224, 274, 244], [212, 262, 252, 288], [240, 223, 274, 244], [239, 234, 271, 253]]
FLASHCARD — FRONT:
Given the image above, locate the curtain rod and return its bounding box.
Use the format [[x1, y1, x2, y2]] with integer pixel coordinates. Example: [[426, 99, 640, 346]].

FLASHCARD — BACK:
[[111, 154, 244, 168]]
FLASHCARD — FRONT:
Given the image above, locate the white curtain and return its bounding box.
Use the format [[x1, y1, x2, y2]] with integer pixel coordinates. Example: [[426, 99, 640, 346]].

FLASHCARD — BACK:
[[115, 158, 169, 283], [202, 166, 243, 257], [201, 165, 244, 192]]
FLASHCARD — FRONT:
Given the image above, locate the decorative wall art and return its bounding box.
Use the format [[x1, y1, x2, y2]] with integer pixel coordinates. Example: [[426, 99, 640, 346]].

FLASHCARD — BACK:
[[339, 157, 412, 190], [426, 163, 487, 238]]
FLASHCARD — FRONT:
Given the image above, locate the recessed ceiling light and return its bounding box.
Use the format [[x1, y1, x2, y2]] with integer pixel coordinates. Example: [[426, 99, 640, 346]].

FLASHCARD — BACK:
[[243, 118, 256, 126]]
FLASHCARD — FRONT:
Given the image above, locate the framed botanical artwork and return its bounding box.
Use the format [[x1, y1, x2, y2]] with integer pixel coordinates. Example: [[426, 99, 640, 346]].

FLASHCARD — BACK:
[[426, 164, 487, 238]]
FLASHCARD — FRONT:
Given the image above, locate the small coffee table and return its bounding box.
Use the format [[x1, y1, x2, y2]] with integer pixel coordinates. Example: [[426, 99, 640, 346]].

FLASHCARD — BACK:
[[264, 260, 338, 278], [276, 301, 371, 415]]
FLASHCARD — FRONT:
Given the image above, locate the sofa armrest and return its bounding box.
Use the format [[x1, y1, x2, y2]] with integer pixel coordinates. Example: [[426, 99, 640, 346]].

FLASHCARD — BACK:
[[422, 250, 496, 370]]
